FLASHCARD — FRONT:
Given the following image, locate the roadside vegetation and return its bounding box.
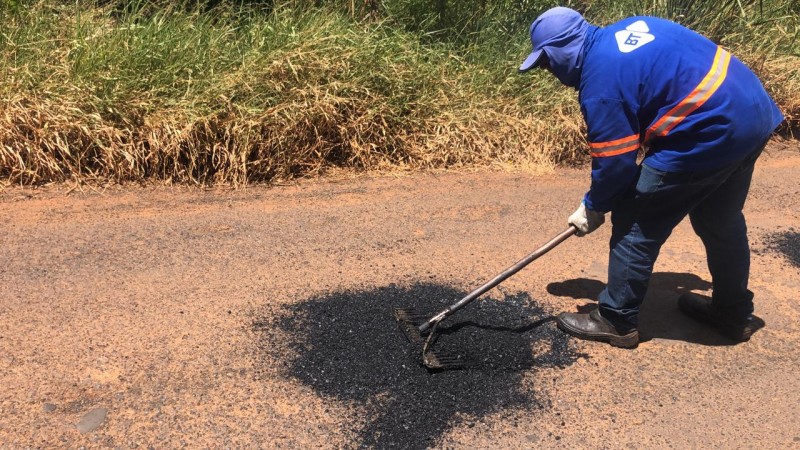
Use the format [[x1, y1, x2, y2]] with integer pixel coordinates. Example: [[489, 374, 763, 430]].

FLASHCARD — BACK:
[[1, 0, 798, 185]]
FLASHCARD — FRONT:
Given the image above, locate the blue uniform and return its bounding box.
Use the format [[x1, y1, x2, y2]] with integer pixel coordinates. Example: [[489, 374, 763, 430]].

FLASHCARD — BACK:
[[520, 8, 781, 335], [579, 17, 784, 213]]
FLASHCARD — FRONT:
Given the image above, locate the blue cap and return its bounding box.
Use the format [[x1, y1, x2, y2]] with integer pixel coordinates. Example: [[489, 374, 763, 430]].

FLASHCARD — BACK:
[[519, 7, 588, 73], [519, 49, 545, 73]]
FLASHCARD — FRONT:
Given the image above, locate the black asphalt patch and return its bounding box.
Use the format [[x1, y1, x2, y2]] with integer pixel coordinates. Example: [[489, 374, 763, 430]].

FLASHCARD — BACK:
[[761, 228, 800, 268], [254, 283, 583, 449]]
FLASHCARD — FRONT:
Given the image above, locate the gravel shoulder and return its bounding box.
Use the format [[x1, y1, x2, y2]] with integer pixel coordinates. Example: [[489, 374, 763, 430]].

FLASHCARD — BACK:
[[1, 142, 799, 448]]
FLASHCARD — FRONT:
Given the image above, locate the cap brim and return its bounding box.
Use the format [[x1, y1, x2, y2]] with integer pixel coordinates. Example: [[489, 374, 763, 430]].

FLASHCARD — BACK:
[[518, 49, 544, 73]]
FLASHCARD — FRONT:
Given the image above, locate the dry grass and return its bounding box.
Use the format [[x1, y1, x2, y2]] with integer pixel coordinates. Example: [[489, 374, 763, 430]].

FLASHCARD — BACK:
[[757, 55, 800, 133], [0, 90, 586, 186]]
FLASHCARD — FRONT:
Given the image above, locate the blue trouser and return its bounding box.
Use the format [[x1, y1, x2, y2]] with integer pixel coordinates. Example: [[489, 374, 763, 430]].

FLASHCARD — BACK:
[[598, 146, 764, 331]]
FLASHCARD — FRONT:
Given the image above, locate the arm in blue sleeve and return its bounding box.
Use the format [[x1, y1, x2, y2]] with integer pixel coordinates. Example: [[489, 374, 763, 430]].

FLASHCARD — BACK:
[[580, 97, 641, 213], [584, 151, 639, 212]]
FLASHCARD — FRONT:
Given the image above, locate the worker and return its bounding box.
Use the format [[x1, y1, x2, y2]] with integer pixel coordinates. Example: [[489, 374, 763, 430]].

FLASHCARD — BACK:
[[518, 7, 784, 348]]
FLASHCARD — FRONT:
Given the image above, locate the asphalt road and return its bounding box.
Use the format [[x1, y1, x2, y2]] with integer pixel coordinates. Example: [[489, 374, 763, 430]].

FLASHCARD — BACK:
[[1, 142, 799, 448]]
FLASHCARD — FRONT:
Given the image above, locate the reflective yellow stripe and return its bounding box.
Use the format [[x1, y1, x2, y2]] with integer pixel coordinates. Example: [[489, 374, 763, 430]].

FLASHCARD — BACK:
[[645, 46, 731, 142]]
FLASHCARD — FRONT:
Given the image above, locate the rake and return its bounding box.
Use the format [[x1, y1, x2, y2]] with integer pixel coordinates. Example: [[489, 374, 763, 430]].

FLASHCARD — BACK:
[[394, 225, 577, 370]]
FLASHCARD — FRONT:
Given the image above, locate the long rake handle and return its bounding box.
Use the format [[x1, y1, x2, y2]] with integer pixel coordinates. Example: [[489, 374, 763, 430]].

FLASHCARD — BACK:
[[418, 225, 577, 334]]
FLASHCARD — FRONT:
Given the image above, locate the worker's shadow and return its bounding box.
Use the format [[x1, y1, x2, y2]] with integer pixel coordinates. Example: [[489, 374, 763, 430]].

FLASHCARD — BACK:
[[547, 273, 741, 346]]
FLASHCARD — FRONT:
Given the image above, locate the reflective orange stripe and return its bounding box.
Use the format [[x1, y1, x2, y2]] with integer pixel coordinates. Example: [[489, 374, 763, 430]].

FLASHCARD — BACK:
[[645, 46, 731, 142], [589, 134, 639, 158], [589, 134, 638, 149], [591, 143, 639, 158]]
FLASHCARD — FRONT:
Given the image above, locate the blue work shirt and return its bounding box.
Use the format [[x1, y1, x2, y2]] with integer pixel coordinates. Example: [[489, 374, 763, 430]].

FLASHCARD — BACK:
[[579, 17, 784, 212]]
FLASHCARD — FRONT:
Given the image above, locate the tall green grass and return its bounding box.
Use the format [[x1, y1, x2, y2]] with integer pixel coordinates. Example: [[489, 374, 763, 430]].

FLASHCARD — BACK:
[[0, 1, 797, 186]]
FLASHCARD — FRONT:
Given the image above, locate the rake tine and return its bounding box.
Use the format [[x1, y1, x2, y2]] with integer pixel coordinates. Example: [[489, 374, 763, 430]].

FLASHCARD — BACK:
[[423, 352, 469, 370], [393, 308, 425, 343], [419, 320, 473, 370], [427, 355, 464, 364], [395, 308, 475, 370], [393, 308, 431, 323]]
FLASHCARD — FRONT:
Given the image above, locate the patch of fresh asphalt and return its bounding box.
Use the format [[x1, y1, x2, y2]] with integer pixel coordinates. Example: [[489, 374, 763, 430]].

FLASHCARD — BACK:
[[253, 283, 584, 449], [760, 228, 800, 268]]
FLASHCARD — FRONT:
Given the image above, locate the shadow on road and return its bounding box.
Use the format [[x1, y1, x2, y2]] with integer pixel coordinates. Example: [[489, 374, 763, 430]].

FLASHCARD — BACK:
[[254, 283, 584, 449], [546, 273, 748, 346]]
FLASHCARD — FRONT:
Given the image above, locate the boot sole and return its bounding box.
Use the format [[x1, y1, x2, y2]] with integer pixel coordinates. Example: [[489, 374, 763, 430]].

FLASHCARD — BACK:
[[557, 320, 639, 349]]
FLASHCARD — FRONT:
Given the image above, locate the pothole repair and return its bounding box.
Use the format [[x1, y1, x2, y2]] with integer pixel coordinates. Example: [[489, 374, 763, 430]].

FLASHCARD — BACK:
[[254, 283, 584, 449]]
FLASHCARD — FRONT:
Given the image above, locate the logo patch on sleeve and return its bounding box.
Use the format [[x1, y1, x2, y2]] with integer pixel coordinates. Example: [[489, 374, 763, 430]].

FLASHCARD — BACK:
[[615, 20, 655, 53]]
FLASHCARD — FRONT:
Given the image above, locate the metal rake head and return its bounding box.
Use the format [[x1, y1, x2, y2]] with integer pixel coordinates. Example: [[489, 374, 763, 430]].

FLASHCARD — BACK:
[[393, 307, 470, 371], [393, 308, 427, 343]]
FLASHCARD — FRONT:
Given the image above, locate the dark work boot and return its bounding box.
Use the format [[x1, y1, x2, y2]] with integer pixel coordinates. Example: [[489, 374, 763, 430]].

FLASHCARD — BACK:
[[556, 308, 639, 348], [678, 292, 765, 342]]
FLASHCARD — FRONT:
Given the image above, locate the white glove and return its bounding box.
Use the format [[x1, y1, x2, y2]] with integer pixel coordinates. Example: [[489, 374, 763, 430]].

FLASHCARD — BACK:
[[568, 201, 605, 237]]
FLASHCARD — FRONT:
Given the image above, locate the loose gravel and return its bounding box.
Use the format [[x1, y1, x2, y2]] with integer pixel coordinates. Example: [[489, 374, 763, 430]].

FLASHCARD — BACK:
[[761, 228, 800, 268], [255, 283, 583, 449]]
